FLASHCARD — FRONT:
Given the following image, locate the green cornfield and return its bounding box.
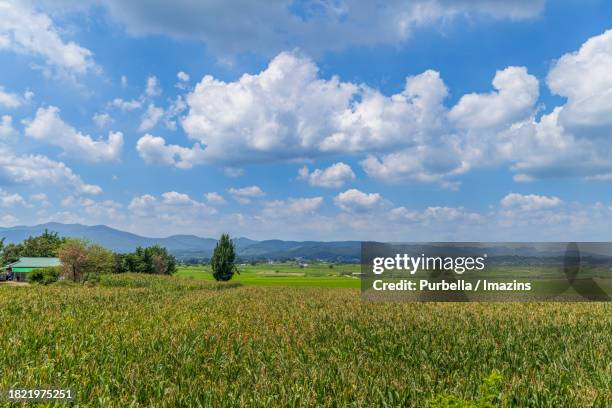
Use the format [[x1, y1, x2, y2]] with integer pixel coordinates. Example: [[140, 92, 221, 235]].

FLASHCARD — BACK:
[[0, 274, 610, 407]]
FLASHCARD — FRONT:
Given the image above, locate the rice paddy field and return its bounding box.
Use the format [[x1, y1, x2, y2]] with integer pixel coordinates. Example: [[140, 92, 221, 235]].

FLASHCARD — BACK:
[[1, 273, 611, 406]]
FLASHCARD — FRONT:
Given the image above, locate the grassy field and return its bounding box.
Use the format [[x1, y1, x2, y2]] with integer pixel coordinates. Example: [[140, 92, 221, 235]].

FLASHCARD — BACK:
[[1, 273, 610, 406], [176, 263, 361, 288]]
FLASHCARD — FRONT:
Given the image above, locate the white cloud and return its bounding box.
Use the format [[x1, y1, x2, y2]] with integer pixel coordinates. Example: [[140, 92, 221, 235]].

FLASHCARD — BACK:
[[30, 192, 48, 201], [177, 52, 542, 187], [62, 196, 123, 220], [500, 193, 562, 211], [0, 214, 18, 226], [0, 115, 17, 139], [182, 53, 450, 164], [0, 86, 22, 108], [547, 29, 612, 134], [163, 96, 187, 130], [139, 103, 164, 131], [390, 205, 482, 223], [205, 192, 226, 205], [93, 112, 113, 128], [0, 189, 27, 207], [0, 1, 97, 75], [421, 206, 482, 223], [177, 71, 189, 82], [228, 185, 265, 204], [334, 189, 382, 212], [145, 75, 161, 97], [24, 106, 123, 162], [120, 75, 128, 88], [262, 197, 323, 218], [449, 66, 539, 130], [223, 167, 244, 178], [110, 97, 142, 111], [298, 162, 356, 188], [127, 194, 156, 217], [128, 191, 215, 223], [136, 134, 206, 169], [30, 192, 50, 207], [360, 142, 467, 186], [0, 144, 101, 194]]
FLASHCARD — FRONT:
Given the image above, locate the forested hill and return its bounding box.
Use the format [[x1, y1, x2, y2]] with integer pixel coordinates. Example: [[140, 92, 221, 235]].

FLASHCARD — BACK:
[[0, 223, 361, 262]]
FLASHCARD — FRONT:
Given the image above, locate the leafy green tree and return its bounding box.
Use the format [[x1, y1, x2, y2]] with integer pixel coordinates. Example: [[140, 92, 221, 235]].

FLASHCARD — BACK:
[[58, 239, 114, 282], [21, 229, 65, 257], [211, 233, 239, 281], [86, 244, 115, 276], [112, 245, 177, 275], [58, 239, 90, 282], [1, 243, 23, 265], [0, 230, 66, 265]]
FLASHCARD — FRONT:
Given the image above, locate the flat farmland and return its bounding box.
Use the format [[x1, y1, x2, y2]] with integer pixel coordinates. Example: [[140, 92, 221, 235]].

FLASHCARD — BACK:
[[176, 263, 361, 288], [0, 274, 610, 407]]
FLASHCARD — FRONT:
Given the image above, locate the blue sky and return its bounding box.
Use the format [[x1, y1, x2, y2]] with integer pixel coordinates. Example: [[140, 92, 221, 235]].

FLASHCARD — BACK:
[[1, 0, 612, 240]]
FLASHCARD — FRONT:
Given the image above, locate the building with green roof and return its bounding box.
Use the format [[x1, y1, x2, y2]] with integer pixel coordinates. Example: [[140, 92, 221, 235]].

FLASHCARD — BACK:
[[3, 257, 61, 282]]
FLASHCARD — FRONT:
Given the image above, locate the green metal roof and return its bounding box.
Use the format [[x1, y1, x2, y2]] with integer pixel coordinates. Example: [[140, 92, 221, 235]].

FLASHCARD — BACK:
[[6, 257, 61, 268]]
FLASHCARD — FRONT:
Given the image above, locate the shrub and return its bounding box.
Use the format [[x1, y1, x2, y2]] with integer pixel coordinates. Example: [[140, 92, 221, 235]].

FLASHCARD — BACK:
[[28, 267, 60, 285]]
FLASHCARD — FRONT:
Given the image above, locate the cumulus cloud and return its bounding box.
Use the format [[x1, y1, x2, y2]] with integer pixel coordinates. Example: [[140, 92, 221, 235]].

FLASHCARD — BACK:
[[0, 1, 97, 75], [24, 106, 123, 162], [0, 189, 27, 207], [139, 103, 164, 131], [128, 191, 215, 223], [136, 134, 206, 169], [177, 51, 544, 186], [163, 96, 187, 130], [500, 193, 562, 211], [62, 196, 123, 220], [0, 214, 18, 226], [547, 29, 612, 134], [145, 75, 161, 97], [298, 162, 355, 188], [110, 97, 142, 111], [0, 115, 17, 139], [0, 86, 22, 108], [360, 142, 468, 186], [262, 197, 324, 218], [30, 192, 50, 207], [334, 189, 382, 212], [93, 112, 113, 128], [177, 71, 189, 82], [228, 186, 265, 204], [482, 30, 612, 182], [449, 66, 539, 130], [182, 53, 452, 164], [205, 192, 226, 205], [0, 144, 101, 194], [390, 205, 482, 224]]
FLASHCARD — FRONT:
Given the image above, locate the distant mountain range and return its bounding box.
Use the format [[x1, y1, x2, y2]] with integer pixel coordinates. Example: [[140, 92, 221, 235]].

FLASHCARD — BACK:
[[0, 223, 361, 262], [2, 223, 611, 263]]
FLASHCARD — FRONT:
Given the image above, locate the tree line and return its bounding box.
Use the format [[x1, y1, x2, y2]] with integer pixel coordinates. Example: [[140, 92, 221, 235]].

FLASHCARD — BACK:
[[0, 230, 177, 283]]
